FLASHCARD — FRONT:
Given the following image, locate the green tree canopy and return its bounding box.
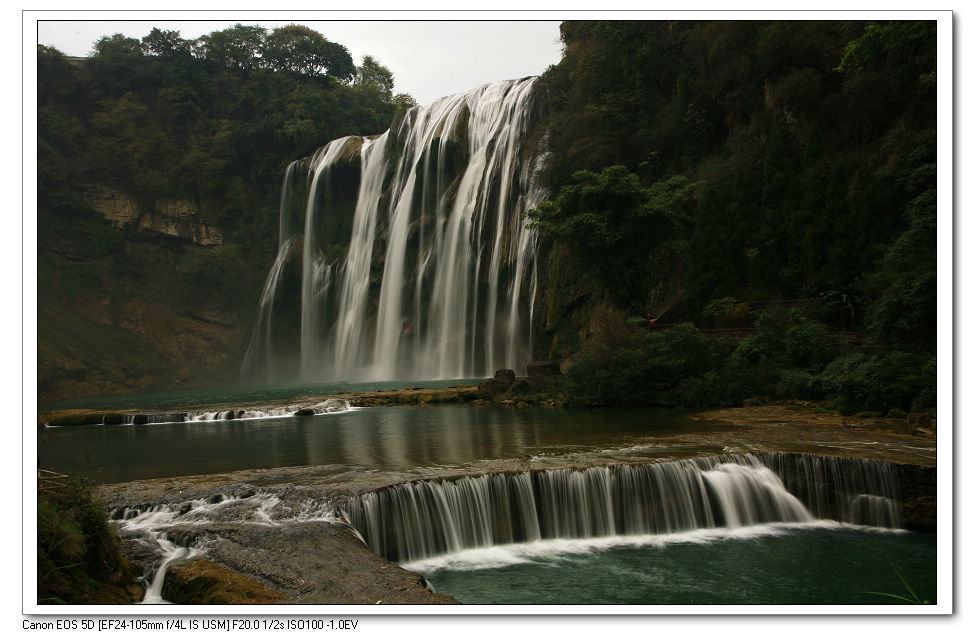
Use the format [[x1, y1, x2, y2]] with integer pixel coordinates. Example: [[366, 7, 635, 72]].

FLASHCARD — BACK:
[[355, 55, 395, 100], [526, 166, 699, 312], [140, 28, 191, 58], [262, 25, 355, 80], [196, 24, 267, 70]]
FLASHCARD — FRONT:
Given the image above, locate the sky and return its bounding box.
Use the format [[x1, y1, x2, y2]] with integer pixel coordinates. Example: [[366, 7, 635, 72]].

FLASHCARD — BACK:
[[35, 19, 564, 107]]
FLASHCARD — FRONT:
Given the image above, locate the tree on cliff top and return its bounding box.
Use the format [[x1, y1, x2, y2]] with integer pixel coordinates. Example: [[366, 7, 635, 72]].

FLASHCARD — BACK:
[[261, 24, 355, 81]]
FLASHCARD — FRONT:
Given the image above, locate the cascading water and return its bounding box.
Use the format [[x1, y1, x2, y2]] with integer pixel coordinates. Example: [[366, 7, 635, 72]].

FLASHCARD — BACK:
[[340, 454, 903, 563], [243, 78, 546, 383], [108, 453, 913, 602]]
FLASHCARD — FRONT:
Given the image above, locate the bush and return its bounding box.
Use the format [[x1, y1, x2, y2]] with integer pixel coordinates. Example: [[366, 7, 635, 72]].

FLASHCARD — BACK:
[[820, 351, 935, 415], [563, 322, 735, 407], [37, 475, 140, 604], [734, 309, 834, 370]]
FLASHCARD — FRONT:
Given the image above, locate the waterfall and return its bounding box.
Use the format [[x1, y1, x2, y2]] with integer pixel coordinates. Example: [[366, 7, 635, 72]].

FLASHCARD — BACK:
[[340, 454, 903, 563], [757, 453, 901, 528], [243, 77, 545, 383]]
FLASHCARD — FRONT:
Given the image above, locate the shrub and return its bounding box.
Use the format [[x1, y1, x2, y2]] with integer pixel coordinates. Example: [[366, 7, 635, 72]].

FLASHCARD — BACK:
[[37, 475, 139, 604], [820, 351, 935, 415], [563, 322, 735, 407]]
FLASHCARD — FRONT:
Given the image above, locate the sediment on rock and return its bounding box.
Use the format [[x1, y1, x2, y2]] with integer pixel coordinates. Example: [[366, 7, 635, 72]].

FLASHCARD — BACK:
[[163, 559, 291, 604]]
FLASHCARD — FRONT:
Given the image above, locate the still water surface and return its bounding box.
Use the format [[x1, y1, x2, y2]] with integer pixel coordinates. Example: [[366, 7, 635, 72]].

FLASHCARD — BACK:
[[39, 406, 722, 483]]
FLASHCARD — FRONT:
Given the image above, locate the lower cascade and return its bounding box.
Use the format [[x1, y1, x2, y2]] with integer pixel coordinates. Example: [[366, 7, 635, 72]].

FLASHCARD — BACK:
[[340, 453, 902, 563]]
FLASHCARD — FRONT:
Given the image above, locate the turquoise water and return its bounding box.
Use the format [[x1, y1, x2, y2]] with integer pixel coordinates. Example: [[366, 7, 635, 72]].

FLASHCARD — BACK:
[[415, 525, 937, 605]]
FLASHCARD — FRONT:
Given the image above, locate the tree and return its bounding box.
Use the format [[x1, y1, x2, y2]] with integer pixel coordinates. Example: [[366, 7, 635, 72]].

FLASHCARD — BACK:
[[141, 28, 191, 58], [526, 166, 698, 312], [91, 33, 142, 60], [835, 21, 937, 76], [392, 93, 418, 112], [262, 25, 355, 80], [355, 55, 395, 100], [196, 24, 267, 70]]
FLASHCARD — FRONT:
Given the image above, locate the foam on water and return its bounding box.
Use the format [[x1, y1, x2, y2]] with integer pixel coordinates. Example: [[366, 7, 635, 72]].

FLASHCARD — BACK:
[[401, 520, 904, 573]]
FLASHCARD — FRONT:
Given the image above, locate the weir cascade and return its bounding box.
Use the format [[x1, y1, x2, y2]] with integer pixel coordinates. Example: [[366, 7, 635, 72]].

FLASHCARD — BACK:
[[243, 78, 546, 383], [339, 453, 903, 563], [104, 452, 924, 603]]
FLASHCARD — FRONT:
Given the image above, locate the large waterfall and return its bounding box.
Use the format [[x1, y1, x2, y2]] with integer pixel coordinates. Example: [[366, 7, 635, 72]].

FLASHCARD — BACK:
[[243, 78, 546, 383], [340, 454, 902, 563]]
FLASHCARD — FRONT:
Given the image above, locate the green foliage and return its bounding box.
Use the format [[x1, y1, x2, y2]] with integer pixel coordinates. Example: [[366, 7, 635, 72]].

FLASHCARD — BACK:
[[141, 28, 192, 58], [179, 244, 252, 306], [527, 166, 698, 312], [356, 55, 395, 100], [39, 28, 415, 257], [734, 310, 834, 370], [534, 20, 936, 405], [261, 25, 355, 80], [702, 296, 751, 327], [196, 24, 268, 70], [858, 561, 932, 605], [563, 315, 736, 407], [562, 304, 931, 413], [37, 475, 133, 604], [820, 351, 936, 415], [836, 21, 937, 76]]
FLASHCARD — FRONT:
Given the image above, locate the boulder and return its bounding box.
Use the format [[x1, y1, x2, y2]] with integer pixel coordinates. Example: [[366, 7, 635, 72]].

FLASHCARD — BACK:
[[494, 368, 516, 383], [477, 368, 516, 399]]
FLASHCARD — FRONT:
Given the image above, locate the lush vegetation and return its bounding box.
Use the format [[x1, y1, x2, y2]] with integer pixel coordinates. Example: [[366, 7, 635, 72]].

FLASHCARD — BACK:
[[531, 20, 937, 415], [37, 20, 938, 415], [39, 24, 414, 253], [37, 25, 415, 401], [37, 475, 141, 603]]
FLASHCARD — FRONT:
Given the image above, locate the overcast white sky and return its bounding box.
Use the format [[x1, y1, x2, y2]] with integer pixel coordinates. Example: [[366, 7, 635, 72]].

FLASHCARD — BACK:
[[36, 19, 564, 107]]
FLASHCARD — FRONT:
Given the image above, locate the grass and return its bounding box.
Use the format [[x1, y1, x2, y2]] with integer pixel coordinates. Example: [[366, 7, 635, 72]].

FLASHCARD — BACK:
[[859, 561, 932, 605]]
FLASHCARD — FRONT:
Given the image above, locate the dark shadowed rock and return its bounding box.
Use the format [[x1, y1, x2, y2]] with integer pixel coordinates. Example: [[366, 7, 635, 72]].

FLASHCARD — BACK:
[[897, 463, 937, 531], [507, 379, 531, 395], [526, 360, 561, 378], [494, 368, 516, 383], [476, 368, 517, 399], [293, 408, 315, 416]]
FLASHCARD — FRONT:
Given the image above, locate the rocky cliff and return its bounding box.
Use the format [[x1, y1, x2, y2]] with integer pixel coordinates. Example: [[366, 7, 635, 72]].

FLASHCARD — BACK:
[[38, 186, 263, 404]]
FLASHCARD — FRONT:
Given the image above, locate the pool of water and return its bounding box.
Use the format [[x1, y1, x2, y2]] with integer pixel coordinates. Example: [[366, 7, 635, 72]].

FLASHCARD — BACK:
[[414, 525, 937, 605], [38, 406, 722, 483]]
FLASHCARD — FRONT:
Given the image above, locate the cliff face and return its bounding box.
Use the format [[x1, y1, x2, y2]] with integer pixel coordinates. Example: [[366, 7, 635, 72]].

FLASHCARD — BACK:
[[37, 187, 261, 404], [86, 185, 224, 246]]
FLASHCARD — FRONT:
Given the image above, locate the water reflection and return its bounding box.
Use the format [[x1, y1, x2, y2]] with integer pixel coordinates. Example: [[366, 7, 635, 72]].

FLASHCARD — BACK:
[[38, 406, 695, 483]]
